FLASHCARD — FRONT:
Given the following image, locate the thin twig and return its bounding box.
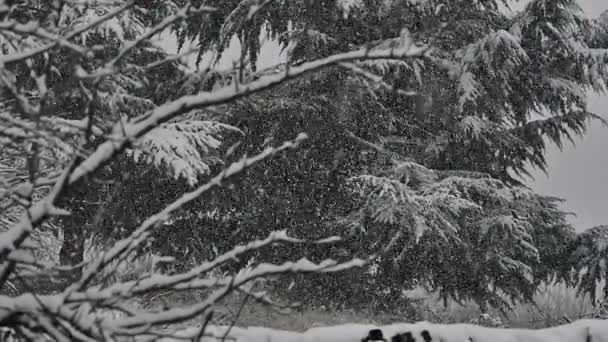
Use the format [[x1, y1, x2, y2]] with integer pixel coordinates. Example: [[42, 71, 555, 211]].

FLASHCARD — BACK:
[[0, 1, 136, 64]]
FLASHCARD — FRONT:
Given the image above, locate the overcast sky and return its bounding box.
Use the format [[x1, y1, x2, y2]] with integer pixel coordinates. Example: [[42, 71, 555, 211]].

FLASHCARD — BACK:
[[162, 0, 608, 231], [509, 0, 608, 231], [528, 90, 608, 231], [508, 0, 607, 14]]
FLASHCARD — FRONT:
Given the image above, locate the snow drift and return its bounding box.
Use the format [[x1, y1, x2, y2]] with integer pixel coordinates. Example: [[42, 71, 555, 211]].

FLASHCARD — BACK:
[[159, 319, 608, 342]]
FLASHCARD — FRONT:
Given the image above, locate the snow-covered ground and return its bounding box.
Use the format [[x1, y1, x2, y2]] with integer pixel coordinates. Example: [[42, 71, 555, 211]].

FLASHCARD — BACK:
[[155, 319, 608, 342]]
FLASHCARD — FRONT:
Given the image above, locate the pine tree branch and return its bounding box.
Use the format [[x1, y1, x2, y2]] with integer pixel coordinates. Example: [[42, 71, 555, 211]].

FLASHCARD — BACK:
[[0, 32, 428, 311], [0, 29, 429, 334], [338, 62, 419, 97], [71, 41, 431, 184], [0, 1, 136, 64], [0, 20, 89, 56], [108, 2, 215, 68], [72, 133, 308, 291]]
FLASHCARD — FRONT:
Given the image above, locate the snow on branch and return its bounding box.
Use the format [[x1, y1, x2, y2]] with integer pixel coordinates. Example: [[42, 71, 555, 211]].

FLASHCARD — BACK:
[[0, 131, 370, 340], [0, 9, 429, 288], [0, 1, 134, 64], [0, 232, 367, 340], [0, 2, 436, 339], [107, 257, 368, 331], [107, 2, 215, 68], [73, 133, 309, 291], [70, 41, 430, 185], [127, 120, 241, 186], [67, 231, 318, 302]]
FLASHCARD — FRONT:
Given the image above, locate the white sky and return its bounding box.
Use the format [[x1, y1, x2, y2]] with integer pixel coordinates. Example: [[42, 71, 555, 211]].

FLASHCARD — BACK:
[[529, 92, 608, 231], [515, 0, 608, 231], [508, 0, 607, 14], [160, 0, 608, 231]]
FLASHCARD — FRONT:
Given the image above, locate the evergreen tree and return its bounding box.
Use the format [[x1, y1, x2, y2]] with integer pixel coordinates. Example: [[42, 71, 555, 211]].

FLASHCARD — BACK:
[[166, 0, 608, 309], [2, 0, 606, 310]]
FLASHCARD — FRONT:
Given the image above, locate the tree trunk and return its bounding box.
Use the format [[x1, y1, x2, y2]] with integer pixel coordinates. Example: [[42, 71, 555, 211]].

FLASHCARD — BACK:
[[57, 176, 93, 284], [59, 212, 86, 282]]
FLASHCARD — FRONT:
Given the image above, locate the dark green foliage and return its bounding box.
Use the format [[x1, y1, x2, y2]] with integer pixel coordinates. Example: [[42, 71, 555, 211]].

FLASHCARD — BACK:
[[565, 226, 608, 305], [3, 0, 608, 311], [0, 1, 239, 273], [165, 0, 608, 310]]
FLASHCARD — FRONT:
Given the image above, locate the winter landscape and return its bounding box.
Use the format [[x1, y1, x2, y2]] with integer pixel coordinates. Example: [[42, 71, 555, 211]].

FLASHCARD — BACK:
[[2, 0, 608, 341]]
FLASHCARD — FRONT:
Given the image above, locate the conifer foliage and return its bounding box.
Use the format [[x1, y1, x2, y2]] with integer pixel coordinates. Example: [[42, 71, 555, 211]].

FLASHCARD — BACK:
[[0, 0, 608, 338], [0, 4, 243, 286], [0, 0, 388, 338], [167, 0, 608, 309]]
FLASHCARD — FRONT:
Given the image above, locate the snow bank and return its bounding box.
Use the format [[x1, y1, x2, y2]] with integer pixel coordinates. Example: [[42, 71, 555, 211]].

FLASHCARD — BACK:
[[156, 319, 608, 342]]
